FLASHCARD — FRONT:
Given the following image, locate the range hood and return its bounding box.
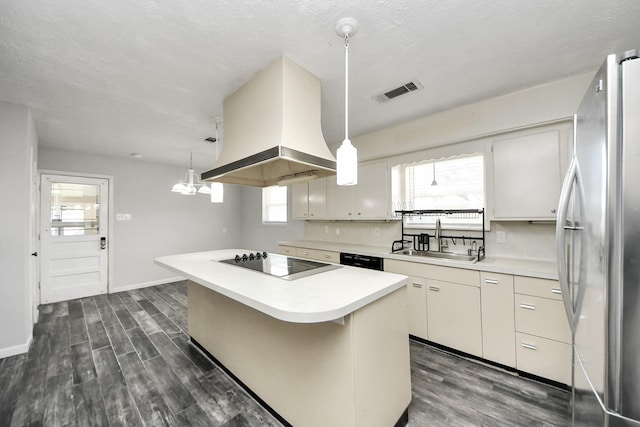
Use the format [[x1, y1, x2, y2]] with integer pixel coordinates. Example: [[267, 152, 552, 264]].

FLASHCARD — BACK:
[[202, 56, 336, 187]]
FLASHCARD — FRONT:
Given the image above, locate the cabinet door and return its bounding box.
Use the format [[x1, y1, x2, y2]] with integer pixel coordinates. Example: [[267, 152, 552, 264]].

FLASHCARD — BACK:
[[291, 183, 309, 219], [354, 162, 388, 218], [308, 178, 327, 218], [326, 175, 354, 218], [480, 272, 516, 367], [492, 130, 565, 220], [406, 276, 428, 339], [426, 279, 482, 357]]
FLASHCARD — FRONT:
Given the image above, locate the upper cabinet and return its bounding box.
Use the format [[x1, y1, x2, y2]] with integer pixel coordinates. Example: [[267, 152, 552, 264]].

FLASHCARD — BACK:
[[326, 162, 389, 219], [492, 126, 570, 220], [293, 162, 390, 220], [292, 179, 327, 219]]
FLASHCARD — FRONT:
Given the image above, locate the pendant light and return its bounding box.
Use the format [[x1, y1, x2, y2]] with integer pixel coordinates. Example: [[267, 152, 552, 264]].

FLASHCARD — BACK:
[[171, 153, 209, 196], [210, 120, 224, 203], [431, 162, 438, 186], [336, 18, 359, 186]]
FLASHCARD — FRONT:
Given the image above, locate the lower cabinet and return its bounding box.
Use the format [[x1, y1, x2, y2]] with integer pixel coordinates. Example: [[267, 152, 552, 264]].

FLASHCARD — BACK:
[[480, 272, 516, 368], [426, 279, 483, 358], [405, 276, 428, 338], [514, 276, 571, 384]]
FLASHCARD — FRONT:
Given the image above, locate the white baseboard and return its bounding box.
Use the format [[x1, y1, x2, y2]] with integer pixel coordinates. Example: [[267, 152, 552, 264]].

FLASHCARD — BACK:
[[0, 334, 33, 359], [109, 276, 185, 293]]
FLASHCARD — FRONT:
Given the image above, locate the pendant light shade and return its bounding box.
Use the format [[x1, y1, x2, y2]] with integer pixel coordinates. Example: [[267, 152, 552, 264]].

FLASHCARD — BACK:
[[210, 182, 224, 203], [336, 18, 359, 186], [337, 138, 357, 185], [209, 120, 224, 203]]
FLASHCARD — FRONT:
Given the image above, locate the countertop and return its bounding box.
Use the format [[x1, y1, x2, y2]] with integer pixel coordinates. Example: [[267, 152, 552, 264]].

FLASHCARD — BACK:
[[155, 249, 407, 324], [279, 240, 559, 280]]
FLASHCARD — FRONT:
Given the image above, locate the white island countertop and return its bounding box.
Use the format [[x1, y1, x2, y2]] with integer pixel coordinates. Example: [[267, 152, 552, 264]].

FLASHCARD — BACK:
[[155, 249, 407, 324]]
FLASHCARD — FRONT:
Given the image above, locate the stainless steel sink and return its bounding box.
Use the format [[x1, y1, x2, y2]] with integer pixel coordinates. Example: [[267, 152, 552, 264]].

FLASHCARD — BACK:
[[391, 249, 477, 262]]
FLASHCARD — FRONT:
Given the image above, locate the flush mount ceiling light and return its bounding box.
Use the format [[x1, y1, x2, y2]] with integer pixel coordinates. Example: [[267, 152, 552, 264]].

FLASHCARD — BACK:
[[171, 152, 210, 196], [336, 17, 359, 186]]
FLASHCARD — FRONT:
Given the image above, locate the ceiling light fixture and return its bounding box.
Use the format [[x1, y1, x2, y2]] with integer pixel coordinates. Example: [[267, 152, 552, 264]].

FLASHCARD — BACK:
[[209, 119, 224, 203], [171, 153, 210, 196], [336, 17, 359, 186]]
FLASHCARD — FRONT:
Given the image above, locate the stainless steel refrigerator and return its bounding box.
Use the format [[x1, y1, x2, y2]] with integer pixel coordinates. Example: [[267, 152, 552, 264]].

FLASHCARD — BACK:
[[556, 50, 640, 426]]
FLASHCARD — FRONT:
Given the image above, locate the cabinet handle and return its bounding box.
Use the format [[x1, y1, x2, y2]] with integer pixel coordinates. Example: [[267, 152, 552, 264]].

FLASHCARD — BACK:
[[412, 283, 423, 288], [324, 254, 331, 259], [358, 212, 361, 215], [310, 213, 314, 216], [551, 288, 562, 294], [521, 342, 537, 350], [484, 279, 499, 284], [301, 251, 309, 256], [519, 303, 536, 310], [348, 212, 352, 216], [551, 208, 557, 214], [429, 285, 440, 292]]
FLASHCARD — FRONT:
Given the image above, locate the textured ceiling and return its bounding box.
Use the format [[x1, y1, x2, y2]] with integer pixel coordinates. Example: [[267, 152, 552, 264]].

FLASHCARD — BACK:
[[1, 0, 639, 170]]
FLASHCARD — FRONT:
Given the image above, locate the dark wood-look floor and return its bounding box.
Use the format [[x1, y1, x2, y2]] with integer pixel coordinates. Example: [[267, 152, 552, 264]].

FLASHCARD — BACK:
[[0, 281, 570, 426]]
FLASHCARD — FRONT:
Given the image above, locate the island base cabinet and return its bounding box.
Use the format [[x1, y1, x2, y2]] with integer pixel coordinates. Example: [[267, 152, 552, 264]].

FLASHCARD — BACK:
[[515, 332, 571, 385], [426, 279, 483, 358], [188, 281, 411, 427]]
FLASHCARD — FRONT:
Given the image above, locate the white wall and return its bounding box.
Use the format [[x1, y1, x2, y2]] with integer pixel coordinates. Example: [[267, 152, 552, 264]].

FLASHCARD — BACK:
[[38, 148, 244, 291], [0, 102, 36, 357]]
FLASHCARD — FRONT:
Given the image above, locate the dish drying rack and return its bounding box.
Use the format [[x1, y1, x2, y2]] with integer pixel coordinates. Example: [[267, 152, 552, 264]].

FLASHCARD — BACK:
[[391, 209, 485, 262]]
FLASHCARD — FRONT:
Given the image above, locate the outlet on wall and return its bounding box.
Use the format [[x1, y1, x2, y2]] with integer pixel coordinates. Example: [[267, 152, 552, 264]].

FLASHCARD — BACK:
[[335, 228, 340, 236], [496, 231, 507, 244], [324, 225, 329, 234]]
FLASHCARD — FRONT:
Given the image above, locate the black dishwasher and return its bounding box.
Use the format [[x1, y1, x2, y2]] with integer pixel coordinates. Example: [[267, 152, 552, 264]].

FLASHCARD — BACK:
[[339, 252, 384, 271]]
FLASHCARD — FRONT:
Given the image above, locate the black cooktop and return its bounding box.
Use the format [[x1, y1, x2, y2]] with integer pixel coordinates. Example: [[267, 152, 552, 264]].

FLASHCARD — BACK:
[[220, 252, 341, 281]]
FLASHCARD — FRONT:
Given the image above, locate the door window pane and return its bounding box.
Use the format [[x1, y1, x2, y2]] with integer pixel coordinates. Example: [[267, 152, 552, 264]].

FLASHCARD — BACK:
[[50, 183, 100, 236]]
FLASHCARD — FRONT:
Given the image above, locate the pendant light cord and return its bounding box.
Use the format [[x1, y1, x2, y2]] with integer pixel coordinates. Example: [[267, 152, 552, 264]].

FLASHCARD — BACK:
[[344, 33, 349, 142]]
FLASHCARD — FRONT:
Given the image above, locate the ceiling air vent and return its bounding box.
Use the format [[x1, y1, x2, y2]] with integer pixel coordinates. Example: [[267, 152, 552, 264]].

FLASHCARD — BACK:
[[374, 80, 423, 103]]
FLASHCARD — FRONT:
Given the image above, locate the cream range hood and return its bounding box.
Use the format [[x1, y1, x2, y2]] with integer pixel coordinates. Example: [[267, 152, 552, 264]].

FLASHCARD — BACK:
[[202, 56, 336, 187]]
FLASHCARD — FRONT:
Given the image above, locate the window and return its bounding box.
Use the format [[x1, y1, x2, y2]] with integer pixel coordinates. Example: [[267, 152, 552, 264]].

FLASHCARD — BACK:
[[262, 185, 288, 223], [392, 154, 485, 228]]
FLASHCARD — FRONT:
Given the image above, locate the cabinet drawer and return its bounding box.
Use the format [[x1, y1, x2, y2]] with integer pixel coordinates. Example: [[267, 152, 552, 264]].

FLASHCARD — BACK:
[[384, 260, 479, 287], [516, 332, 571, 385], [514, 276, 563, 301], [278, 245, 296, 256], [514, 294, 571, 343], [295, 248, 339, 263], [406, 276, 428, 339]]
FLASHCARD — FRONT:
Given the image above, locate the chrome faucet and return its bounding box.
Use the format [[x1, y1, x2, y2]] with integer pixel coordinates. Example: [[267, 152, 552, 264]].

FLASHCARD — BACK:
[[434, 218, 442, 252]]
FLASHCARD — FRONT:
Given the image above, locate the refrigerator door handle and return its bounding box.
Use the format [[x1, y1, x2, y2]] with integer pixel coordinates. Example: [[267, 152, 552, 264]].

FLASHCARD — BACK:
[[556, 154, 579, 332]]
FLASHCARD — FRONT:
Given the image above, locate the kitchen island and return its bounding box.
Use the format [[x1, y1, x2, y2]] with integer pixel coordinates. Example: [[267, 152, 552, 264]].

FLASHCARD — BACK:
[[155, 249, 411, 427]]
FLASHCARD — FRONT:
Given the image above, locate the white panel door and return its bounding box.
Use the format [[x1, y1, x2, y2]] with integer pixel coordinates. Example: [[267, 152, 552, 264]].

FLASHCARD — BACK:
[[40, 174, 109, 303]]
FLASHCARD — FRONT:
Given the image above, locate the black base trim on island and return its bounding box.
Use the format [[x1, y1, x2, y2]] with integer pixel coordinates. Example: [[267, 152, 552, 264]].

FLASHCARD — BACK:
[[409, 335, 570, 391], [190, 336, 410, 426]]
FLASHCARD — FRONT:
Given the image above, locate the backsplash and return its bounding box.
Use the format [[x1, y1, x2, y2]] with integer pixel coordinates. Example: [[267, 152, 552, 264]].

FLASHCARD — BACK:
[[303, 220, 557, 262]]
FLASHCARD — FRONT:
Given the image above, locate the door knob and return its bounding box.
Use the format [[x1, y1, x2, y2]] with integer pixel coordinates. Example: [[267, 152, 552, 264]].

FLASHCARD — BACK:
[[31, 252, 38, 257]]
